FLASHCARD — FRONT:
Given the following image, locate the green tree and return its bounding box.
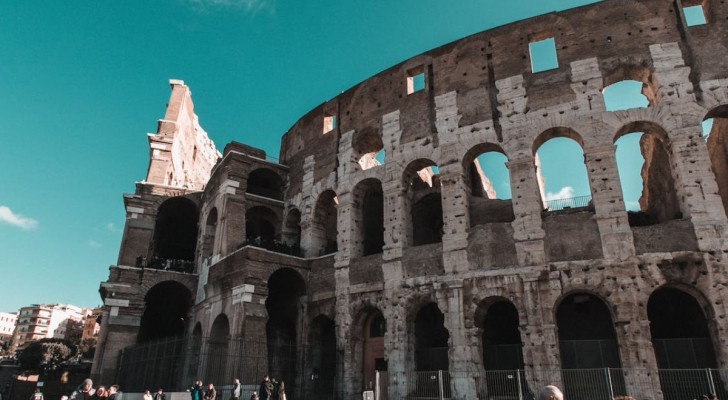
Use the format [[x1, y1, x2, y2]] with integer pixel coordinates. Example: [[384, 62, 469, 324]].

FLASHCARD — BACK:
[[18, 339, 77, 373]]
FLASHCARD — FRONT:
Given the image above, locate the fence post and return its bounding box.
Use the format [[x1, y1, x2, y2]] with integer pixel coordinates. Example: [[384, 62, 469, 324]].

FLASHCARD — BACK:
[[706, 368, 717, 395], [375, 370, 380, 400], [605, 368, 615, 399], [438, 370, 445, 400], [517, 370, 524, 400]]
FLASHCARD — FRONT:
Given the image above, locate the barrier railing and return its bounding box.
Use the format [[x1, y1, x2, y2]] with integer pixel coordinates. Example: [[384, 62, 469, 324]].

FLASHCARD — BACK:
[[545, 195, 592, 211]]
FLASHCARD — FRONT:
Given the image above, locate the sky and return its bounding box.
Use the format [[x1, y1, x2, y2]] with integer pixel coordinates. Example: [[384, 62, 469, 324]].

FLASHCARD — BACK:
[[0, 0, 629, 313]]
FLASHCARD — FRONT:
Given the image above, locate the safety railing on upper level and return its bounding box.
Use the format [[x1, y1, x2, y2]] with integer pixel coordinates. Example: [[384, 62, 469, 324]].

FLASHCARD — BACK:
[[135, 257, 195, 273], [545, 194, 593, 211]]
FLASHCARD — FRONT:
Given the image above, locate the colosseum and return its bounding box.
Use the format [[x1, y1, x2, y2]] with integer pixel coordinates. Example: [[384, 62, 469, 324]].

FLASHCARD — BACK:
[[91, 0, 728, 399]]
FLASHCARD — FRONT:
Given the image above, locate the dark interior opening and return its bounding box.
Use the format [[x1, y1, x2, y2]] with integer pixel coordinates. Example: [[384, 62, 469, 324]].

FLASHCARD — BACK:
[[414, 303, 450, 372], [153, 197, 198, 261], [137, 281, 192, 343]]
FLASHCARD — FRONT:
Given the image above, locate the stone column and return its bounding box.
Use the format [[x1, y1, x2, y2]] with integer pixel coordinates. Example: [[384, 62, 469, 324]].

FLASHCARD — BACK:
[[520, 277, 563, 390], [381, 179, 406, 285], [507, 158, 547, 266], [437, 282, 477, 399], [384, 304, 409, 400], [583, 145, 635, 260]]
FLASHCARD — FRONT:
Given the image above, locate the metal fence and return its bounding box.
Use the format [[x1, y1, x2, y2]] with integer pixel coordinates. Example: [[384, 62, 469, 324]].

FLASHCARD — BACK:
[[376, 368, 728, 400], [545, 195, 592, 211]]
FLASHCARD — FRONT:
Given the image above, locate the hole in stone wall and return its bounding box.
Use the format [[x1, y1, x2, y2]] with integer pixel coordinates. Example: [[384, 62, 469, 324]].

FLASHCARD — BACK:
[[683, 5, 707, 26], [354, 126, 384, 171], [603, 80, 649, 112], [464, 145, 514, 226], [615, 122, 680, 226], [407, 66, 426, 94], [534, 133, 591, 212], [529, 37, 559, 73], [323, 114, 337, 134]]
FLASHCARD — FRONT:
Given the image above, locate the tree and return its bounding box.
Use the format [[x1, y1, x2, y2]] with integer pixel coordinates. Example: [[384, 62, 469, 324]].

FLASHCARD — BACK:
[[18, 339, 77, 373]]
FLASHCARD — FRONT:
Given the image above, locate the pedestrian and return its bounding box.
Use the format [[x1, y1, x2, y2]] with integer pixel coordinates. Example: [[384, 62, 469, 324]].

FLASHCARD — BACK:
[[276, 382, 285, 400], [231, 379, 241, 400], [71, 379, 95, 400], [107, 385, 122, 400], [538, 385, 563, 400], [30, 388, 44, 400], [258, 376, 273, 400], [153, 389, 165, 400], [94, 386, 107, 400], [190, 381, 203, 400], [143, 391, 152, 400], [204, 383, 216, 400], [249, 393, 258, 400]]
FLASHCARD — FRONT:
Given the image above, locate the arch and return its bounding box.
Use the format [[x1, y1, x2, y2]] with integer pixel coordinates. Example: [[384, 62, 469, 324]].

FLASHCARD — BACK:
[[247, 168, 284, 200], [602, 64, 658, 105], [413, 302, 450, 372], [474, 299, 523, 371], [403, 159, 443, 246], [353, 178, 384, 256], [152, 197, 198, 261], [533, 128, 591, 211], [351, 306, 387, 392], [308, 315, 336, 396], [703, 105, 728, 216], [311, 190, 338, 256], [245, 206, 278, 245], [614, 121, 681, 225], [266, 268, 306, 390], [463, 144, 514, 226], [353, 126, 384, 171], [137, 280, 192, 343], [201, 207, 218, 259], [282, 208, 302, 252], [205, 314, 230, 383], [603, 80, 649, 112]]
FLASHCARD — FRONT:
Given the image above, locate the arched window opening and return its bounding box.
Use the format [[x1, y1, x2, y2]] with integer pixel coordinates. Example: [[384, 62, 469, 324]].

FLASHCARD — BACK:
[[404, 159, 443, 246], [534, 131, 591, 212], [246, 168, 284, 200], [266, 268, 306, 395], [704, 106, 728, 216], [362, 310, 387, 391], [152, 197, 198, 262], [312, 190, 338, 256], [603, 80, 650, 112], [615, 122, 680, 226], [556, 293, 623, 398], [354, 127, 384, 171], [414, 303, 449, 372], [137, 281, 192, 343], [282, 208, 302, 254], [353, 179, 384, 256], [648, 287, 719, 398], [479, 301, 523, 370], [463, 145, 514, 225], [245, 206, 278, 247], [308, 316, 336, 397], [206, 314, 230, 384], [201, 208, 218, 259]]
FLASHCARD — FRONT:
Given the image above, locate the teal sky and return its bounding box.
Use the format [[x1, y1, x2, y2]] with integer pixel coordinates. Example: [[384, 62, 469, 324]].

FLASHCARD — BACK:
[[0, 0, 608, 312]]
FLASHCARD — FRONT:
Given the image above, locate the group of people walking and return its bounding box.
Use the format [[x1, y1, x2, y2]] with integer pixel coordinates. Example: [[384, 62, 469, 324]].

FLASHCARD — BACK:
[[190, 376, 285, 400]]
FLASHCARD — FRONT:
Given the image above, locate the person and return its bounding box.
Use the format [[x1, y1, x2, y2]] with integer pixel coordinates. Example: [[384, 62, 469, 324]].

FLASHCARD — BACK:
[[153, 389, 165, 400], [276, 382, 285, 400], [231, 379, 241, 400], [204, 383, 216, 400], [71, 379, 95, 400], [30, 388, 44, 400], [249, 393, 258, 400], [107, 385, 122, 400], [143, 391, 152, 400], [538, 385, 563, 400], [94, 386, 107, 400], [190, 381, 203, 400], [258, 376, 273, 400]]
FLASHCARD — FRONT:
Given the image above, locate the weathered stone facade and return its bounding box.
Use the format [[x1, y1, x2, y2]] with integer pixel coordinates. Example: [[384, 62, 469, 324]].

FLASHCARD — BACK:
[[93, 1, 728, 399]]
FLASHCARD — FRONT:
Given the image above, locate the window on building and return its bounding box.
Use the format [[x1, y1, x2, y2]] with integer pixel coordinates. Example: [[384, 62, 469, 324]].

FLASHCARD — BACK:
[[529, 37, 559, 73], [407, 66, 426, 94], [683, 5, 707, 26], [323, 114, 337, 134]]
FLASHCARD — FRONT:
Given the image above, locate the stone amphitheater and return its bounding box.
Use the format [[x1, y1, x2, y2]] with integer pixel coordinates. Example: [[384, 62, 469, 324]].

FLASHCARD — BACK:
[[91, 0, 728, 399]]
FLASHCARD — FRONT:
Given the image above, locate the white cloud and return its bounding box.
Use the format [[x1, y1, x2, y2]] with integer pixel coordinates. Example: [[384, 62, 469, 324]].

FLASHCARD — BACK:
[[545, 186, 574, 201], [185, 0, 275, 15], [105, 223, 116, 232], [0, 206, 38, 230], [88, 240, 102, 248]]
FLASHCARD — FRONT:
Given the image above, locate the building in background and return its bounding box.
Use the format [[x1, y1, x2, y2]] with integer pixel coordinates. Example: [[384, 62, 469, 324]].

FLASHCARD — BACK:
[[11, 304, 87, 351], [0, 312, 17, 354]]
